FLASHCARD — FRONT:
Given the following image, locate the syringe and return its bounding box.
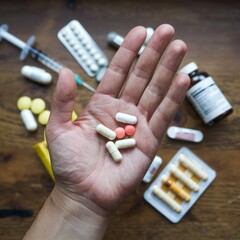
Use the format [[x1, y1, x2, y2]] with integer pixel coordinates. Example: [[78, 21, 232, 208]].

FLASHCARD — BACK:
[[0, 24, 96, 93]]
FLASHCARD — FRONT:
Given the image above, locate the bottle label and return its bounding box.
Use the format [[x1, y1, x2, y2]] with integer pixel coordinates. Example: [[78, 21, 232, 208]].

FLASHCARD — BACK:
[[187, 77, 232, 124]]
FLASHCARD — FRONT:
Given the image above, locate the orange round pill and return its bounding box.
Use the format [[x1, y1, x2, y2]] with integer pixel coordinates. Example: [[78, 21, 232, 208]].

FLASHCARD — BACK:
[[125, 125, 136, 136], [115, 127, 125, 139]]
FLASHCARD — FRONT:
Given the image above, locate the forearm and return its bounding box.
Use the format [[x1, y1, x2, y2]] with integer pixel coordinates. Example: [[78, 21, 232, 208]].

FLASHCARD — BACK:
[[23, 187, 111, 240]]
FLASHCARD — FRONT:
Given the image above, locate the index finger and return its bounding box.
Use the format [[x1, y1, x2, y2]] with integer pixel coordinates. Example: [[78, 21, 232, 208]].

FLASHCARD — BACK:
[[96, 26, 147, 97]]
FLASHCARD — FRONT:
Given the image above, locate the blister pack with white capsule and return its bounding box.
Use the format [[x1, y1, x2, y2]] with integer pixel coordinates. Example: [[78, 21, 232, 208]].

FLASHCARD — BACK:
[[144, 147, 216, 223], [58, 20, 108, 82]]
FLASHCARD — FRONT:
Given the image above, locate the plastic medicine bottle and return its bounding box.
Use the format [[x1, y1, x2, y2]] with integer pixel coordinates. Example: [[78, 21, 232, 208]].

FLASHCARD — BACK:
[[179, 62, 233, 125]]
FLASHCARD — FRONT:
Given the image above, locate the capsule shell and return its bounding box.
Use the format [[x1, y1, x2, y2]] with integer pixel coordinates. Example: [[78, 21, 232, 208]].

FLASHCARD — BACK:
[[162, 175, 191, 202], [115, 138, 136, 149], [170, 165, 199, 192], [152, 185, 182, 213], [179, 154, 208, 180], [143, 156, 162, 183], [106, 141, 122, 162], [20, 109, 38, 132], [167, 126, 203, 143], [115, 112, 137, 125], [96, 124, 116, 140], [21, 65, 52, 85]]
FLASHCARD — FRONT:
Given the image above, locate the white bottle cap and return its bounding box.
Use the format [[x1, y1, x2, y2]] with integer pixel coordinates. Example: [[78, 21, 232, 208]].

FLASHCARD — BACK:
[[179, 62, 198, 74]]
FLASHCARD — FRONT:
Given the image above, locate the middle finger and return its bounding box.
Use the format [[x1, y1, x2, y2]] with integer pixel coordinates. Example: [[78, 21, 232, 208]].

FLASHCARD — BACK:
[[120, 24, 175, 105]]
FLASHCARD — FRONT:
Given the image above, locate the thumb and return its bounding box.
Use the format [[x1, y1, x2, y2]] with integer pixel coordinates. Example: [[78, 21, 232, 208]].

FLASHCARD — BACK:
[[49, 68, 76, 127]]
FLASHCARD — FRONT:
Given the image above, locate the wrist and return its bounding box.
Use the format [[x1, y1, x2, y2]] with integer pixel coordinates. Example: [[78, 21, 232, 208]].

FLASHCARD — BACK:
[[24, 186, 111, 240], [49, 186, 112, 239]]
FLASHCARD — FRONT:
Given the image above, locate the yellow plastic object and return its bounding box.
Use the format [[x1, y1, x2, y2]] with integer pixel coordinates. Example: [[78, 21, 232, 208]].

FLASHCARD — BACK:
[[33, 141, 55, 181], [31, 98, 46, 114], [17, 96, 32, 110], [72, 111, 78, 121], [38, 110, 50, 125]]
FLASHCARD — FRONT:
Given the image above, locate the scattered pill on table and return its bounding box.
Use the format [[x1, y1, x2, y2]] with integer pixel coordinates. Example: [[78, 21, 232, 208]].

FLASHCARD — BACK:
[[17, 96, 32, 110], [20, 109, 38, 132], [38, 110, 51, 125], [31, 98, 46, 114]]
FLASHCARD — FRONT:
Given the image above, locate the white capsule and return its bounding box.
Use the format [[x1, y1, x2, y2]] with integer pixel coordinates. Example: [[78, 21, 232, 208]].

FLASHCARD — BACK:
[[152, 185, 182, 213], [179, 154, 208, 180], [170, 165, 199, 192], [143, 156, 162, 183], [107, 32, 124, 48], [167, 126, 203, 143], [144, 27, 154, 45], [115, 138, 136, 149], [115, 112, 137, 125], [21, 66, 52, 85], [20, 109, 38, 132], [106, 141, 122, 162], [96, 124, 116, 140]]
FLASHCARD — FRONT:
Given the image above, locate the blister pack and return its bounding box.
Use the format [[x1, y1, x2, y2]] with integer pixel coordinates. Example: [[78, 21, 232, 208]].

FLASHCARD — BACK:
[[144, 147, 216, 223], [58, 20, 108, 81]]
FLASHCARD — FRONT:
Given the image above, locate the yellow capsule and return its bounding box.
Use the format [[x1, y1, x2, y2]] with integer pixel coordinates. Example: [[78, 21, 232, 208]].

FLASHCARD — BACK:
[[162, 176, 191, 202], [17, 96, 32, 110], [38, 110, 51, 125], [31, 98, 46, 114]]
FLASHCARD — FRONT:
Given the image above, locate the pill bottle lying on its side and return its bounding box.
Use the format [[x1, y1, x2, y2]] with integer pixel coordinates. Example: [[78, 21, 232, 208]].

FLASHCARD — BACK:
[[179, 62, 233, 125]]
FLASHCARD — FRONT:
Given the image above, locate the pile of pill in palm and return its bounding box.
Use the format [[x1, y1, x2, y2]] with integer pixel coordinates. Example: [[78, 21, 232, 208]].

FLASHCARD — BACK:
[[17, 96, 50, 131], [96, 112, 137, 162]]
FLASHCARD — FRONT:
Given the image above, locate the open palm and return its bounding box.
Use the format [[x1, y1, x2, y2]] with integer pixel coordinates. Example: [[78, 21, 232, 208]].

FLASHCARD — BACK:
[[46, 25, 190, 214]]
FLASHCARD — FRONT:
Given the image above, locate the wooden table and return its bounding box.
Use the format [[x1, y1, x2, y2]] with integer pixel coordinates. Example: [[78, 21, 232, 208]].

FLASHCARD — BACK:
[[0, 0, 240, 239]]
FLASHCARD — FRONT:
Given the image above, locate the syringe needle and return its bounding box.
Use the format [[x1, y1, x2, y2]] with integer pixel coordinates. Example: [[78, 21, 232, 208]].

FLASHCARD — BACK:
[[74, 74, 96, 93], [0, 24, 96, 93]]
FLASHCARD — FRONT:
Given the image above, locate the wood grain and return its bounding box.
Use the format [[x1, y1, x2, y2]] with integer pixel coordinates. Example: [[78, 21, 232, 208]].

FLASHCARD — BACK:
[[0, 0, 240, 239]]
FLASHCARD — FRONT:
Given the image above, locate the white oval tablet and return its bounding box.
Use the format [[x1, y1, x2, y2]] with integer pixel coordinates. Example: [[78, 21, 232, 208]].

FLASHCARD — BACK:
[[167, 126, 203, 143], [21, 65, 52, 85], [115, 112, 137, 125]]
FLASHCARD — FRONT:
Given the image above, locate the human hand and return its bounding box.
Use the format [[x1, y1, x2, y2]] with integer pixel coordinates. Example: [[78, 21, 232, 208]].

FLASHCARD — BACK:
[[46, 24, 190, 217]]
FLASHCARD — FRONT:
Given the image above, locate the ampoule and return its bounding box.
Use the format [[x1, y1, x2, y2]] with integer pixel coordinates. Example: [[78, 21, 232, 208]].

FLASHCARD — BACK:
[[179, 62, 233, 125]]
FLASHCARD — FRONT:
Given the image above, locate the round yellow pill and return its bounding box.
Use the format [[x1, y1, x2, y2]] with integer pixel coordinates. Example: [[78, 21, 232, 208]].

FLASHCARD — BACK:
[[31, 98, 46, 114], [17, 96, 32, 110], [38, 110, 50, 125]]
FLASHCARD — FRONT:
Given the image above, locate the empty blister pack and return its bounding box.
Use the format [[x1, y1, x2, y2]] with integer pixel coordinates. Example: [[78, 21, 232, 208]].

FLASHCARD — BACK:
[[144, 147, 216, 223], [58, 20, 108, 81]]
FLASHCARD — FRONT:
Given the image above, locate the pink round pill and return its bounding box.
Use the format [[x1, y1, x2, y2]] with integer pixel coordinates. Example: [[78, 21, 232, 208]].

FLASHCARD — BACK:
[[115, 127, 125, 139], [125, 125, 136, 136]]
